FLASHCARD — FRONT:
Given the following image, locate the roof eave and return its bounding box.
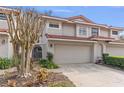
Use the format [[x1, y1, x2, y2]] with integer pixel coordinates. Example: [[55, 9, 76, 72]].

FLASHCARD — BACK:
[[48, 38, 97, 43]]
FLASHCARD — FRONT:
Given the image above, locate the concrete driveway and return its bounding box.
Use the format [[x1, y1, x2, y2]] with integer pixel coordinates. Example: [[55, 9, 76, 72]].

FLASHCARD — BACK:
[[52, 63, 124, 87]]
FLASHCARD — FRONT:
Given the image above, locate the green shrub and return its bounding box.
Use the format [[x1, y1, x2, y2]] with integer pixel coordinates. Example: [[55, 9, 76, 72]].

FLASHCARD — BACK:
[[47, 52, 53, 62], [102, 53, 109, 64], [39, 59, 59, 69], [0, 58, 12, 69], [103, 54, 124, 68], [39, 52, 59, 69]]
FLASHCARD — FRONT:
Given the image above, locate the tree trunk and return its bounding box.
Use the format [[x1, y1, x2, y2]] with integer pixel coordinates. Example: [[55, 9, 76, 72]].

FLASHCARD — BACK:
[[20, 45, 26, 76], [12, 43, 19, 66], [12, 43, 21, 73], [25, 47, 31, 75]]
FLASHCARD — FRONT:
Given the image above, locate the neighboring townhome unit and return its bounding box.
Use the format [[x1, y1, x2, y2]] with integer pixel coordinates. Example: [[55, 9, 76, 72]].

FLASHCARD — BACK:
[[0, 7, 124, 65]]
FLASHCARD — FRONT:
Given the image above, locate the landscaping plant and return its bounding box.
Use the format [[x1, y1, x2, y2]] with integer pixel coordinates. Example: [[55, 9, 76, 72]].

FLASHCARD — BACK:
[[39, 52, 59, 69], [102, 53, 124, 68], [48, 81, 76, 87], [0, 58, 12, 69], [47, 52, 53, 62], [39, 59, 59, 69], [37, 68, 49, 82]]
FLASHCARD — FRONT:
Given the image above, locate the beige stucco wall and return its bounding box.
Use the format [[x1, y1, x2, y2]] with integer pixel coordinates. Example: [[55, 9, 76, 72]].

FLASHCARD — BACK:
[[62, 23, 76, 36], [111, 34, 120, 40], [0, 20, 8, 29], [0, 35, 9, 58], [0, 20, 11, 58], [100, 28, 109, 37], [46, 19, 62, 35]]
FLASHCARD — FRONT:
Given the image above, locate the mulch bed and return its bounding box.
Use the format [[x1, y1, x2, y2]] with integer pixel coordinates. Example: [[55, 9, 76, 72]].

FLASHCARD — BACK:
[[0, 70, 75, 87]]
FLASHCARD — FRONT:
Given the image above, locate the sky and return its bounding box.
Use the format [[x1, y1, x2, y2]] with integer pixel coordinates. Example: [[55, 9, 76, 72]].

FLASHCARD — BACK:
[[10, 6, 124, 27]]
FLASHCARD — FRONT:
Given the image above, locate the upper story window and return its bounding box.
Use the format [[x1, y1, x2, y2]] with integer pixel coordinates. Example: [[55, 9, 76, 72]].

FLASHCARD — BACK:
[[49, 23, 59, 29], [79, 27, 87, 35], [91, 28, 99, 36], [112, 31, 118, 35]]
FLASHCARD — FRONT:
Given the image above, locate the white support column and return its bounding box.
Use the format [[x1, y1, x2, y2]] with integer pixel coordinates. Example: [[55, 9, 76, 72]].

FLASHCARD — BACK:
[[110, 29, 112, 37], [7, 36, 13, 58], [98, 27, 100, 36], [92, 42, 98, 63], [76, 24, 79, 37], [102, 43, 106, 54], [42, 44, 47, 59]]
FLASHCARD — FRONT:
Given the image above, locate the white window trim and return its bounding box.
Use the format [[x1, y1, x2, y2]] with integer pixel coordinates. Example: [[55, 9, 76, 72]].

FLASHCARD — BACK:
[[110, 29, 120, 40], [112, 30, 118, 36], [47, 21, 62, 30], [91, 27, 100, 36], [76, 25, 88, 37]]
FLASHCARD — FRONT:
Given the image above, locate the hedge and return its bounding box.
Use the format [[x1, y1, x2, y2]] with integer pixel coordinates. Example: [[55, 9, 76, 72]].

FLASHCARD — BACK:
[[103, 53, 124, 68]]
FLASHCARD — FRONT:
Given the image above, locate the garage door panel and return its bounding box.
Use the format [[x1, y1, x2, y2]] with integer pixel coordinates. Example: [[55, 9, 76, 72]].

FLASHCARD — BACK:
[[54, 44, 91, 64], [107, 46, 124, 56]]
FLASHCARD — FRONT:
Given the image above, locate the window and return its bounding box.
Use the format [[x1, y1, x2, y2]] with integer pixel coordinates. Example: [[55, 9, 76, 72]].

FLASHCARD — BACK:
[[0, 13, 6, 20], [92, 28, 99, 36], [79, 27, 87, 35], [112, 31, 118, 35], [49, 23, 59, 28]]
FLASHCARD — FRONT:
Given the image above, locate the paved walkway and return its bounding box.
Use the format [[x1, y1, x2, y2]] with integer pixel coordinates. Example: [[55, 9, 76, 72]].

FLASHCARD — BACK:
[[52, 63, 124, 87]]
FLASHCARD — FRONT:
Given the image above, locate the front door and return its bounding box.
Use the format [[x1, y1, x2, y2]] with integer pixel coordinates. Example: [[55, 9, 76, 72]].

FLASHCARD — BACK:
[[32, 45, 42, 59]]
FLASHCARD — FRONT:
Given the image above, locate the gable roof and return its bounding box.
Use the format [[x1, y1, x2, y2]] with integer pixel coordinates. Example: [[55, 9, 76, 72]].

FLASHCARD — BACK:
[[68, 15, 94, 23]]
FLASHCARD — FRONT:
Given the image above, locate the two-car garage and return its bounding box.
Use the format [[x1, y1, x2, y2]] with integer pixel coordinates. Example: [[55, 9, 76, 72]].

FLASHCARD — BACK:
[[53, 43, 92, 64]]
